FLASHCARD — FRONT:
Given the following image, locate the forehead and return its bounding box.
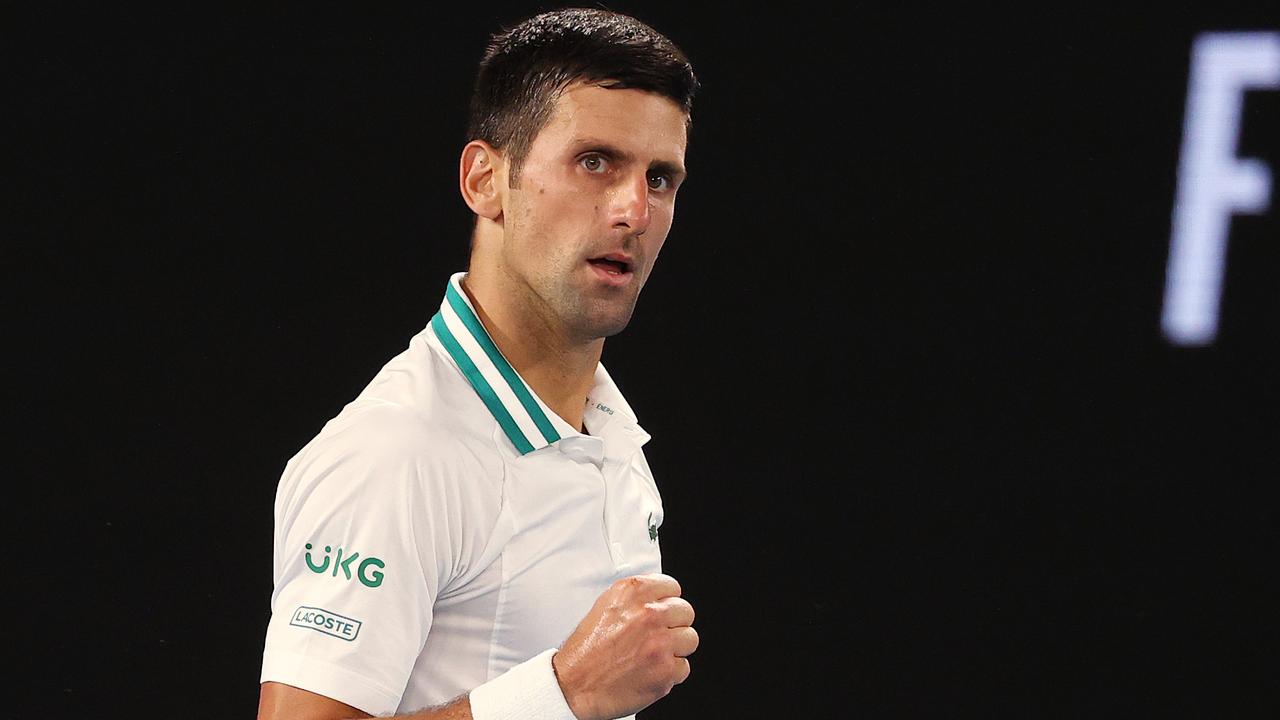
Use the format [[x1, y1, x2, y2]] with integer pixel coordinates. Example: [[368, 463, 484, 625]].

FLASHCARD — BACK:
[[534, 82, 688, 162]]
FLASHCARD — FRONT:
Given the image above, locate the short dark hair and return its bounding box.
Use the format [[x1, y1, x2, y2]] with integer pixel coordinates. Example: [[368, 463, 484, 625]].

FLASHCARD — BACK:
[[467, 8, 698, 186]]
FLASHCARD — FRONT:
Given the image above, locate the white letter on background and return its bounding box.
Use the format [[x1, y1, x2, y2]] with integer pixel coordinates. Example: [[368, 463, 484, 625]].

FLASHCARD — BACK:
[[1162, 32, 1280, 346]]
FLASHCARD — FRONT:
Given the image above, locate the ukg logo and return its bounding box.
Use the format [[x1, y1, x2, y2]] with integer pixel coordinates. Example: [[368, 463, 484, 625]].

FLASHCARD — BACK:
[[305, 543, 386, 588]]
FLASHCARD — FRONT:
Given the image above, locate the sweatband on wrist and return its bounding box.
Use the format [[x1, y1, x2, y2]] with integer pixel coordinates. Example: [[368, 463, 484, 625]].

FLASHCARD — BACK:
[[468, 648, 579, 720]]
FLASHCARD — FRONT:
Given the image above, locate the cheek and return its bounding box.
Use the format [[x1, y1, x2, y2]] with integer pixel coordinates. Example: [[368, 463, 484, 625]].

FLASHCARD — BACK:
[[508, 194, 560, 251], [642, 232, 669, 272], [523, 188, 584, 230], [649, 202, 675, 237]]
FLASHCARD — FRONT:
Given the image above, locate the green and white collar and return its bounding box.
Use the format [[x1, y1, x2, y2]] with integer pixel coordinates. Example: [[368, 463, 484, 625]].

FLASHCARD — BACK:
[[430, 272, 646, 456]]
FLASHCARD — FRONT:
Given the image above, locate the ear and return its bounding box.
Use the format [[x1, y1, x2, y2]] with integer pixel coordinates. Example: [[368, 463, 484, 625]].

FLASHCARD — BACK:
[[459, 140, 504, 221]]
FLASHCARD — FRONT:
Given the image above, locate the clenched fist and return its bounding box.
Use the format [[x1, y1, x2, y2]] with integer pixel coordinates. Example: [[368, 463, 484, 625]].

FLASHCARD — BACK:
[[552, 573, 698, 720]]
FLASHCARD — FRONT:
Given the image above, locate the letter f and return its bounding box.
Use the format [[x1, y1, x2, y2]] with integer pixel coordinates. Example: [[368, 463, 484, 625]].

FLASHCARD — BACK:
[[1163, 32, 1280, 346]]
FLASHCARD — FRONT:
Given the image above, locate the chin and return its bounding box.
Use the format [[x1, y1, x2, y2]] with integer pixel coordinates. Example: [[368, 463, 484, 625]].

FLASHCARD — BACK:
[[586, 316, 633, 340], [572, 306, 637, 341]]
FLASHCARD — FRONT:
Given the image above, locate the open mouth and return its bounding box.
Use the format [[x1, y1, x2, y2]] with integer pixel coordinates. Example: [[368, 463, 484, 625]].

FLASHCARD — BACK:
[[587, 257, 633, 275]]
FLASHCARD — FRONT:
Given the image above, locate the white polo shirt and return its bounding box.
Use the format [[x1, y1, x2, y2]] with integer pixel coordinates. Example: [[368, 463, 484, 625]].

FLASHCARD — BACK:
[[260, 272, 665, 717]]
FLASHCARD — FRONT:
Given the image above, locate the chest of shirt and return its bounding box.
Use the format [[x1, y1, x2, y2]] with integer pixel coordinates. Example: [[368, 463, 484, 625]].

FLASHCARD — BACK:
[[437, 447, 664, 663]]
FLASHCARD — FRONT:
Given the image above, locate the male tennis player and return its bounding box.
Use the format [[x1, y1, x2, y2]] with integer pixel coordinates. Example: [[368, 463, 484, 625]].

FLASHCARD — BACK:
[[257, 9, 699, 720]]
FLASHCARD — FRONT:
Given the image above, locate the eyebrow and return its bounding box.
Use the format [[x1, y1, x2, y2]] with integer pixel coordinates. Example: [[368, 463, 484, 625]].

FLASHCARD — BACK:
[[571, 138, 687, 182]]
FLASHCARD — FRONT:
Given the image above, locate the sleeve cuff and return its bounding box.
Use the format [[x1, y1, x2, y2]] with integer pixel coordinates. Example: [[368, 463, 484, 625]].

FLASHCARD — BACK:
[[260, 649, 403, 716], [468, 649, 579, 720]]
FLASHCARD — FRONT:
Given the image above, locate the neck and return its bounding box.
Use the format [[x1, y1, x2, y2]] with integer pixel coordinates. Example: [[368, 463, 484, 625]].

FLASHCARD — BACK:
[[460, 272, 600, 433]]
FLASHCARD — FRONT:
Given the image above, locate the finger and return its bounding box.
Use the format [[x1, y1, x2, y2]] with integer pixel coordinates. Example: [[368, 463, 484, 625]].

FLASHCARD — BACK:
[[670, 625, 699, 658], [671, 657, 691, 685], [653, 596, 694, 627], [631, 572, 681, 599]]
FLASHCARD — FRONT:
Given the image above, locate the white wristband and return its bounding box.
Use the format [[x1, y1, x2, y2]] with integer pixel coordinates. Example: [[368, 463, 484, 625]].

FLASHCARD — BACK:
[[468, 648, 579, 720]]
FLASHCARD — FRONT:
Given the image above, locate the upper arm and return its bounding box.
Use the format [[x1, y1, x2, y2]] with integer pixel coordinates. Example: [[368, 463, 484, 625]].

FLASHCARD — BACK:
[[260, 416, 449, 714], [260, 409, 499, 714], [258, 681, 373, 720]]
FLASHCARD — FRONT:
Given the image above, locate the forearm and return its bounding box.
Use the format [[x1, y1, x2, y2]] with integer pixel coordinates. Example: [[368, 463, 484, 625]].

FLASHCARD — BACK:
[[389, 695, 473, 720], [260, 649, 574, 720], [377, 649, 576, 720], [257, 683, 472, 720]]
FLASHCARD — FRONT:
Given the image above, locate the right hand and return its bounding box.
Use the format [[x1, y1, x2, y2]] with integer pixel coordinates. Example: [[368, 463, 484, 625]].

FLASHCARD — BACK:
[[552, 573, 699, 720]]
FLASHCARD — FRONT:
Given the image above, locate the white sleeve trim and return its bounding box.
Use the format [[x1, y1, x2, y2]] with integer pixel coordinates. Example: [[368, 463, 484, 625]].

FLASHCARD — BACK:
[[261, 648, 402, 716], [468, 649, 578, 720]]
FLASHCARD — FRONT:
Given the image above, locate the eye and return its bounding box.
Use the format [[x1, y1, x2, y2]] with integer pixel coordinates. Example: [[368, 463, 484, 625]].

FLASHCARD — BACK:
[[580, 154, 607, 173], [647, 173, 671, 192]]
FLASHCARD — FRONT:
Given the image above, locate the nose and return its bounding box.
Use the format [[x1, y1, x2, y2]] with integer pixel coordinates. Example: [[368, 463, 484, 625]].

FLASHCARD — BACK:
[[609, 171, 651, 236]]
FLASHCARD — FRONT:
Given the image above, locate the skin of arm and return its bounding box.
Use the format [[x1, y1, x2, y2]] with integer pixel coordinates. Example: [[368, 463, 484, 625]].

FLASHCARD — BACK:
[[257, 682, 474, 720]]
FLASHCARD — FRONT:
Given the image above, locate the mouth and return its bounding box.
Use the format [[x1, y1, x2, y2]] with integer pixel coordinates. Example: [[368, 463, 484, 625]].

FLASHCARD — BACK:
[[586, 253, 635, 285], [587, 258, 632, 274]]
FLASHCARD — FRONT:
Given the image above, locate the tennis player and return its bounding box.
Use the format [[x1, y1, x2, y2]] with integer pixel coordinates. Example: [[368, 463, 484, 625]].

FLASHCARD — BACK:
[[257, 8, 699, 720]]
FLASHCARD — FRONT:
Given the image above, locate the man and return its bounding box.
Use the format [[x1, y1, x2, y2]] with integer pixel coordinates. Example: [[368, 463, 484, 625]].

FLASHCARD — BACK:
[[257, 9, 699, 720]]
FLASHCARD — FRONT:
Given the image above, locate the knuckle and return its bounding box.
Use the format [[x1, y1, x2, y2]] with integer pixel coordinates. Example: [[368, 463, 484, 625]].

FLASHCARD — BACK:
[[647, 572, 678, 594], [644, 638, 666, 664], [612, 576, 642, 597], [645, 638, 665, 661], [645, 601, 675, 628]]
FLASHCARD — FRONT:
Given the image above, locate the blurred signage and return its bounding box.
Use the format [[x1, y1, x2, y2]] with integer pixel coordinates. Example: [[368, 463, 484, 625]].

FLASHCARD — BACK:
[[1163, 32, 1280, 346]]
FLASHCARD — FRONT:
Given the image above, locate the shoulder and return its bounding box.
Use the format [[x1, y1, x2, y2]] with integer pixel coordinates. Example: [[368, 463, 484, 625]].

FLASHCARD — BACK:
[[351, 329, 501, 454], [272, 323, 515, 526], [307, 329, 500, 467], [282, 402, 498, 502], [272, 401, 508, 581], [275, 331, 507, 517]]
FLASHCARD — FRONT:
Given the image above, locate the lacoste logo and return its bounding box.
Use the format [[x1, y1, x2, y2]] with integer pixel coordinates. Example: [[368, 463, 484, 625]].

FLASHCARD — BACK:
[[647, 512, 659, 543], [305, 543, 386, 588], [290, 606, 362, 641]]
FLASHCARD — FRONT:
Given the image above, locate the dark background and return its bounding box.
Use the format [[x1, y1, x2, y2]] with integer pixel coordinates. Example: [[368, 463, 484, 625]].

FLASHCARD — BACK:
[[13, 2, 1280, 717]]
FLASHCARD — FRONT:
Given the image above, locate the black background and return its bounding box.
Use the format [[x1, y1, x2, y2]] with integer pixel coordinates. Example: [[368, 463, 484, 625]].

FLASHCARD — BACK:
[[13, 2, 1280, 717]]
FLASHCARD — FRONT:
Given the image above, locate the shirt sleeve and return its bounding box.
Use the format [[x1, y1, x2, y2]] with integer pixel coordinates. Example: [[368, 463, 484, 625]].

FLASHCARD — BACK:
[[259, 407, 472, 715]]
